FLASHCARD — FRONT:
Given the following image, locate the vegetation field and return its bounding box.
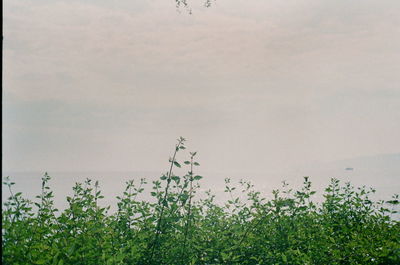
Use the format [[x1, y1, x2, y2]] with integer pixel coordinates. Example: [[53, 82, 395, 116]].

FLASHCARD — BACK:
[[2, 138, 400, 264]]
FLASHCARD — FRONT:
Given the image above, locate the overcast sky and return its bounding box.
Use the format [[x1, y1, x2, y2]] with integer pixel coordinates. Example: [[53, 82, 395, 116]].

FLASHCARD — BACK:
[[3, 0, 400, 174]]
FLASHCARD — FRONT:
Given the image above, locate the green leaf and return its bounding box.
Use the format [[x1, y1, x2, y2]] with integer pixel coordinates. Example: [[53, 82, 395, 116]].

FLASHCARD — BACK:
[[193, 162, 200, 166], [174, 161, 181, 168], [171, 176, 180, 182], [282, 254, 287, 263], [181, 193, 189, 201], [34, 259, 47, 264], [194, 175, 203, 181], [184, 161, 191, 165]]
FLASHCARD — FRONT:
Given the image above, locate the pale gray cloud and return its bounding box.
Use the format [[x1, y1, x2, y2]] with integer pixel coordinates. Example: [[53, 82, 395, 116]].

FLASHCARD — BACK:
[[3, 0, 400, 174]]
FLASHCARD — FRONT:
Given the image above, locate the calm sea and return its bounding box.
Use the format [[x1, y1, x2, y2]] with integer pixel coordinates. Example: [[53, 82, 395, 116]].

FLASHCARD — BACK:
[[2, 165, 399, 215]]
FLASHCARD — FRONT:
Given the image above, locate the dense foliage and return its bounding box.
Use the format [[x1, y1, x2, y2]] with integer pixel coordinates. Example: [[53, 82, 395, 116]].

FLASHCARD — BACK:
[[2, 138, 400, 264]]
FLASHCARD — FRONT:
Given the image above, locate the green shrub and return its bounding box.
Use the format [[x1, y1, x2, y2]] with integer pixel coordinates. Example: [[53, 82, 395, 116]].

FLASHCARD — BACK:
[[2, 138, 399, 264]]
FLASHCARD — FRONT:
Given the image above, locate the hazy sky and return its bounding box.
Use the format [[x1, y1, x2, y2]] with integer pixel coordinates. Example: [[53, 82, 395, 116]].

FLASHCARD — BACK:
[[3, 0, 400, 174]]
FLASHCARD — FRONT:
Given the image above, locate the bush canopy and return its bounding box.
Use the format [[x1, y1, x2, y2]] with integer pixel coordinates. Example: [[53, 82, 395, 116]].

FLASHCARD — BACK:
[[2, 138, 399, 264]]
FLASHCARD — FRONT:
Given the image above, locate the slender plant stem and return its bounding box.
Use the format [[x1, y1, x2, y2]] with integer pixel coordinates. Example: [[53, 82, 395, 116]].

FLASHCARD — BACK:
[[149, 138, 184, 262], [181, 155, 194, 263]]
